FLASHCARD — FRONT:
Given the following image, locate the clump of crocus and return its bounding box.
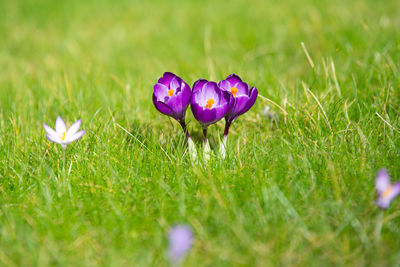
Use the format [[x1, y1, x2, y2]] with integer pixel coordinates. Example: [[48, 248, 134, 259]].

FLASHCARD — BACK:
[[153, 72, 196, 157], [43, 116, 86, 170], [218, 74, 258, 157], [375, 168, 400, 209], [168, 225, 193, 265], [190, 79, 232, 159]]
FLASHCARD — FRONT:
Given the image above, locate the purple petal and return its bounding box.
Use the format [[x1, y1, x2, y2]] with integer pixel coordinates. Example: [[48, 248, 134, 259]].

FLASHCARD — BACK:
[[191, 82, 217, 107], [43, 123, 58, 137], [240, 87, 258, 114], [375, 173, 400, 210], [169, 80, 191, 117], [217, 75, 258, 123], [386, 182, 400, 202], [165, 92, 188, 119], [191, 102, 227, 127], [153, 75, 191, 121], [226, 95, 249, 120], [226, 91, 235, 112], [46, 134, 61, 144], [225, 87, 258, 122], [192, 81, 221, 107], [376, 197, 390, 209], [225, 74, 242, 87], [66, 119, 81, 139], [213, 104, 229, 122], [170, 76, 181, 91], [218, 80, 232, 92], [190, 79, 230, 127], [192, 79, 208, 93], [204, 82, 221, 104], [168, 225, 193, 263], [235, 81, 250, 96], [180, 81, 192, 110], [55, 116, 66, 135], [376, 168, 391, 195], [158, 72, 176, 86], [191, 102, 216, 127], [153, 83, 170, 102], [153, 94, 175, 117], [66, 130, 86, 144]]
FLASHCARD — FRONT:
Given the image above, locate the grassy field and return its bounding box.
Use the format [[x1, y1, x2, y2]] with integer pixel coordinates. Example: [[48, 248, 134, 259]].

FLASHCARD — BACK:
[[1, 0, 400, 266]]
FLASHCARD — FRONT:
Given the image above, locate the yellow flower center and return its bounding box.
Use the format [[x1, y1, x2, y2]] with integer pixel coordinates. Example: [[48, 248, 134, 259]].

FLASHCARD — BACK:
[[61, 132, 66, 141], [383, 186, 393, 198], [168, 89, 174, 96], [205, 98, 215, 109], [231, 87, 238, 97]]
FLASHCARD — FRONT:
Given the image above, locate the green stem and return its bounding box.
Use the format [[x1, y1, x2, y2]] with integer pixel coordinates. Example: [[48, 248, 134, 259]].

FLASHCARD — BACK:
[[62, 147, 66, 174], [202, 128, 208, 145], [178, 119, 190, 141], [374, 210, 384, 245]]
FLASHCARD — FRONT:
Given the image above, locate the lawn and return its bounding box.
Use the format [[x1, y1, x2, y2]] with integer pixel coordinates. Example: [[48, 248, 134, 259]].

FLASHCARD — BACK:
[[1, 0, 400, 266]]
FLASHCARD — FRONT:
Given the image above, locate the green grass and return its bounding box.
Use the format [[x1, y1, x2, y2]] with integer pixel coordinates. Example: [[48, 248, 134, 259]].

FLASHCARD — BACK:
[[1, 0, 400, 265]]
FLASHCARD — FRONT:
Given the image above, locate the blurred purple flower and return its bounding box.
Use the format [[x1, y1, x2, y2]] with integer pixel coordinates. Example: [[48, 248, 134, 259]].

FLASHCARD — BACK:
[[168, 225, 193, 264], [375, 168, 400, 209], [153, 72, 191, 128], [43, 116, 85, 149]]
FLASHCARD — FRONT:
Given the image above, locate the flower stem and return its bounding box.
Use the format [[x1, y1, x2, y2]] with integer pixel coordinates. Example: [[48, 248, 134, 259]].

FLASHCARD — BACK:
[[374, 210, 384, 245], [203, 128, 210, 161], [224, 119, 232, 137], [219, 120, 232, 159], [202, 128, 207, 144], [178, 119, 190, 140], [178, 119, 197, 159], [62, 147, 66, 173], [219, 135, 228, 159]]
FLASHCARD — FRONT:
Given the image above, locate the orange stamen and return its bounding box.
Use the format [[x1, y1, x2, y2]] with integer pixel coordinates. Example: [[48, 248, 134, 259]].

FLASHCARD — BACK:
[[383, 186, 393, 198], [61, 132, 66, 141], [168, 89, 174, 96], [231, 87, 238, 97], [205, 98, 215, 109]]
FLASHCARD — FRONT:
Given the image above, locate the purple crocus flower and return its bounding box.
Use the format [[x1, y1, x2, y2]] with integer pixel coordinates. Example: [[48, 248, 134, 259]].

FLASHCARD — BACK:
[[153, 72, 197, 158], [153, 72, 192, 134], [168, 225, 193, 264], [375, 168, 400, 209], [218, 74, 258, 137], [190, 79, 231, 146]]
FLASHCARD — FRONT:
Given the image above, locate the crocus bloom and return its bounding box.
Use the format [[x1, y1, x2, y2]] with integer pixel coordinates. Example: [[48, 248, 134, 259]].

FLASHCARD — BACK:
[[153, 72, 197, 159], [218, 74, 258, 135], [218, 74, 258, 158], [43, 116, 86, 149], [153, 72, 191, 129], [168, 225, 193, 264], [191, 79, 231, 159], [190, 79, 231, 129], [375, 168, 400, 209]]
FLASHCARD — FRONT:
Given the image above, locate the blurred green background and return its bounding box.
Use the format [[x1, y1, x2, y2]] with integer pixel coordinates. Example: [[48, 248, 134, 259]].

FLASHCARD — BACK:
[[1, 0, 398, 118]]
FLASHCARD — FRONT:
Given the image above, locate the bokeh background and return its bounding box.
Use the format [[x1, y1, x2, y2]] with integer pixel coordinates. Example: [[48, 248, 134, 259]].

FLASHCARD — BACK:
[[2, 0, 398, 120]]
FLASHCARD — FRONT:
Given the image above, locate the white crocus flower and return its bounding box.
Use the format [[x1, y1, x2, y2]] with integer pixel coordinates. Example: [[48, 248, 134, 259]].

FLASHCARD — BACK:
[[43, 116, 86, 149]]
